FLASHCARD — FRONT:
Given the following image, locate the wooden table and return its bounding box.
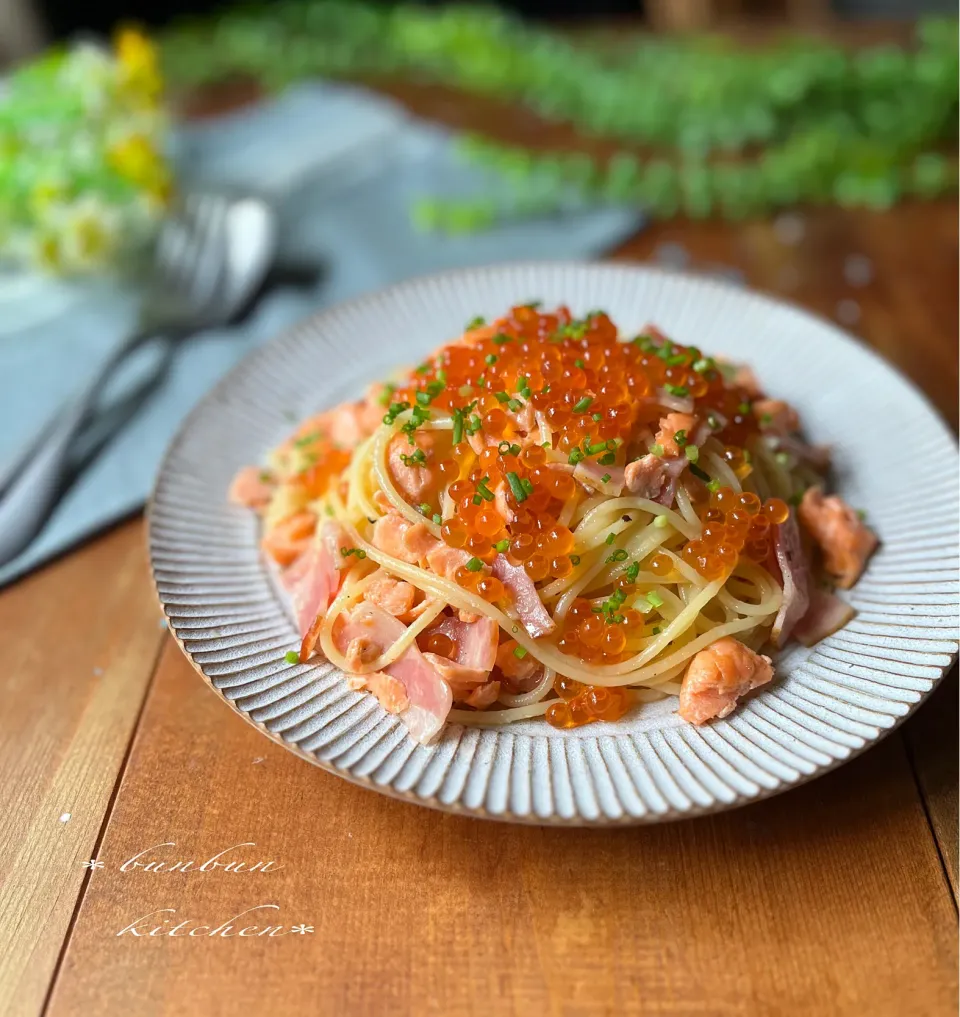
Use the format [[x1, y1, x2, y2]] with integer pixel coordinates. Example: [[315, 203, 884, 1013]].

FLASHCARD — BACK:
[[1, 77, 957, 1017]]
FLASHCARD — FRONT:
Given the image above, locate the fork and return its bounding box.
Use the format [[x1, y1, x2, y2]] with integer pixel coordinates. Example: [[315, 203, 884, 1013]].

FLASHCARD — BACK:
[[0, 191, 276, 567]]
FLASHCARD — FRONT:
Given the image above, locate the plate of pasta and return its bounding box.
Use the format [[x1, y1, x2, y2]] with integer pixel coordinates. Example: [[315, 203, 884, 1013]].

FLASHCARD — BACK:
[[150, 261, 958, 824]]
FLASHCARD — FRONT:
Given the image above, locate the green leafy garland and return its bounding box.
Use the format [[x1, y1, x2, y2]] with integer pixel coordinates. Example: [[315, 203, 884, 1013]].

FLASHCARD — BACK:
[[161, 3, 958, 228]]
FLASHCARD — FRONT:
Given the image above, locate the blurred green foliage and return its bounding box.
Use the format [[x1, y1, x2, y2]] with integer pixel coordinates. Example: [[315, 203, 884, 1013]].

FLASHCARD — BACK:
[[161, 2, 958, 228]]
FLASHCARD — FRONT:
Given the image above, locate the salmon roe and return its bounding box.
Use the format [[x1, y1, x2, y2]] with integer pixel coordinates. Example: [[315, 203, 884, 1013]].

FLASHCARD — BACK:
[[680, 487, 795, 579], [546, 675, 631, 729], [381, 306, 759, 568]]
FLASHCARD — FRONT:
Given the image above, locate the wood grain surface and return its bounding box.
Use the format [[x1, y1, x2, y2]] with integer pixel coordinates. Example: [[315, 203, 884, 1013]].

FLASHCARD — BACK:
[[0, 522, 165, 1017], [1, 47, 957, 1017], [46, 646, 958, 1017]]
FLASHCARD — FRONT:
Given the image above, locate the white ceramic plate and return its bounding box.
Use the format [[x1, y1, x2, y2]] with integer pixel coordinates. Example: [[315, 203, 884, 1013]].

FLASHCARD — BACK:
[[149, 262, 959, 825]]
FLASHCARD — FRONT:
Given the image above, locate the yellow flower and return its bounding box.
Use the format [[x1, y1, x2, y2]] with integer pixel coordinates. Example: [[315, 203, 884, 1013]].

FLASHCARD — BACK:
[[114, 25, 162, 105], [32, 233, 63, 272], [107, 134, 163, 187]]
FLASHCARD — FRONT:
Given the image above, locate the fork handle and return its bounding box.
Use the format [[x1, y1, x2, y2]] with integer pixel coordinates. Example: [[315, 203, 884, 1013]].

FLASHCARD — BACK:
[[0, 327, 169, 568]]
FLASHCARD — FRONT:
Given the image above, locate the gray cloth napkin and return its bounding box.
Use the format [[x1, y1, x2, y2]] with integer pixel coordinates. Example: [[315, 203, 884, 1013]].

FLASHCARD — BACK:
[[0, 81, 642, 587]]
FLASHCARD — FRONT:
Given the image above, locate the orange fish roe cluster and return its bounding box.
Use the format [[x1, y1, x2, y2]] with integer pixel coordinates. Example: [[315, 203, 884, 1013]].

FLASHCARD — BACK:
[[554, 596, 651, 667], [382, 306, 761, 573], [545, 674, 630, 729], [288, 434, 352, 499], [682, 487, 790, 580]]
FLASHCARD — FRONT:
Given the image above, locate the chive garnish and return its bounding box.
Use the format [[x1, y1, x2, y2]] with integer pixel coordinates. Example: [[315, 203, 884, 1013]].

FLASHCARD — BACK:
[[466, 557, 483, 572], [506, 471, 528, 503]]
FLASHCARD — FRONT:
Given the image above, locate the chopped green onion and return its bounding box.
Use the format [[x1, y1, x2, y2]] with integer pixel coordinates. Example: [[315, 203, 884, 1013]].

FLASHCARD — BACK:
[[452, 410, 464, 445], [520, 477, 534, 495], [465, 557, 483, 572], [592, 412, 602, 422], [476, 478, 495, 502], [572, 396, 593, 413], [651, 627, 661, 635], [377, 383, 397, 407], [419, 502, 432, 514], [601, 473, 611, 484], [506, 471, 528, 503], [415, 362, 430, 375], [285, 650, 300, 664], [653, 515, 669, 529], [569, 554, 581, 566], [692, 357, 714, 374], [494, 539, 510, 553], [294, 431, 321, 447], [466, 315, 485, 330], [492, 333, 512, 345], [432, 514, 442, 525], [507, 399, 523, 412], [738, 402, 751, 415], [650, 443, 664, 457], [606, 549, 628, 563], [664, 384, 689, 398], [472, 494, 482, 505], [760, 413, 773, 425], [585, 441, 607, 455], [673, 429, 687, 447], [625, 561, 640, 582], [689, 463, 711, 482], [574, 358, 585, 369], [400, 448, 427, 467], [340, 547, 367, 559], [598, 452, 616, 466], [685, 445, 699, 462], [513, 645, 528, 659], [494, 391, 509, 403], [646, 591, 664, 608], [568, 448, 586, 466], [485, 354, 498, 366], [707, 413, 720, 430], [466, 414, 482, 435], [707, 478, 722, 493], [605, 532, 615, 545]]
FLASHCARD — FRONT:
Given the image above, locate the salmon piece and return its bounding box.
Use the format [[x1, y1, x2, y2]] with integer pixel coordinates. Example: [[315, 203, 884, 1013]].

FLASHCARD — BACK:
[[364, 574, 417, 618], [229, 466, 275, 511], [678, 637, 774, 725], [371, 512, 421, 565], [655, 412, 698, 458], [387, 431, 437, 503], [403, 520, 440, 561], [365, 672, 410, 715], [798, 487, 878, 589], [754, 398, 799, 435], [261, 512, 317, 567], [465, 681, 501, 709], [425, 542, 472, 581], [496, 639, 539, 682], [624, 454, 687, 506]]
